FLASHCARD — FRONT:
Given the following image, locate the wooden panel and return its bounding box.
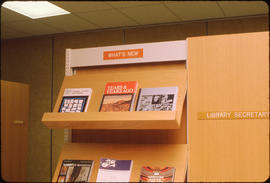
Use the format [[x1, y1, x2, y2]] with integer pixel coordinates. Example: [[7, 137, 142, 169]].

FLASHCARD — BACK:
[[187, 32, 269, 181], [52, 143, 188, 182], [42, 111, 180, 129], [1, 80, 29, 182]]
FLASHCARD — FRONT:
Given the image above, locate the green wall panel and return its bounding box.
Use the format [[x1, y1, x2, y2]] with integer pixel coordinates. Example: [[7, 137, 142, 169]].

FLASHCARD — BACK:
[[1, 37, 52, 182]]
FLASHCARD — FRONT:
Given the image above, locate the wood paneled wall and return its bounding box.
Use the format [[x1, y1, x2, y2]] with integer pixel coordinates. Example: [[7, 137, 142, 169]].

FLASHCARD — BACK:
[[1, 16, 268, 182], [187, 32, 269, 182]]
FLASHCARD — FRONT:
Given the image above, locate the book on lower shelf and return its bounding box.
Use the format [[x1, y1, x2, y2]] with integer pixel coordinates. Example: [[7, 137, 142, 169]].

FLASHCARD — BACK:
[[96, 158, 133, 182], [140, 166, 176, 182], [99, 81, 138, 112], [57, 159, 94, 182], [136, 86, 178, 111], [58, 88, 92, 113]]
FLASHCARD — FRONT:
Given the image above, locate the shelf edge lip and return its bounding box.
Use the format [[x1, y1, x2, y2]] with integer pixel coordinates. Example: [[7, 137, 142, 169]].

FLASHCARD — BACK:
[[42, 122, 180, 129], [42, 111, 177, 121], [41, 110, 180, 129]]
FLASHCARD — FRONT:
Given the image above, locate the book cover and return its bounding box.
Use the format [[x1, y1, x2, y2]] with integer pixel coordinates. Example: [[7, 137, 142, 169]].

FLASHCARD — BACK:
[[136, 86, 178, 111], [57, 159, 94, 182], [58, 88, 92, 113], [140, 166, 175, 182], [99, 81, 138, 112], [96, 158, 133, 182]]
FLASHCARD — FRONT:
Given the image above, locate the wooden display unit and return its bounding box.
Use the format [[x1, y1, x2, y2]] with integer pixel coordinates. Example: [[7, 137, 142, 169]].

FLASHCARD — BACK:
[[42, 41, 188, 182], [42, 33, 269, 182]]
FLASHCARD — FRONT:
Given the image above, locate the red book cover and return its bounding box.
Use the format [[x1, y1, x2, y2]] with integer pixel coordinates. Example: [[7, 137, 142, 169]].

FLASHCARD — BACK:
[[99, 81, 138, 112]]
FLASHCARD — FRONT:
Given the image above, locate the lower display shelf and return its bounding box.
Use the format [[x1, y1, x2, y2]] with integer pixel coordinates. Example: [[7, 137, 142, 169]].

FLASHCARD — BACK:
[[42, 111, 181, 129], [53, 143, 188, 182]]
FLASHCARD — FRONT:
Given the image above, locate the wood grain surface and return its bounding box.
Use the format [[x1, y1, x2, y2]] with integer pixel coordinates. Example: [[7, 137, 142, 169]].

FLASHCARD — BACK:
[[1, 80, 29, 182], [187, 32, 269, 182]]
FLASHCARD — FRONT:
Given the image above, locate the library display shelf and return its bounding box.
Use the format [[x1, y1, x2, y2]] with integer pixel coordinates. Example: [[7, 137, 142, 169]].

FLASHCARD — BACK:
[[42, 41, 190, 182], [42, 110, 181, 129], [53, 143, 188, 182]]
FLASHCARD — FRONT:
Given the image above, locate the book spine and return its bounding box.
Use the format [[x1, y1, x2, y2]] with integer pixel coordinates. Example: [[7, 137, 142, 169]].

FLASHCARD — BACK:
[[129, 94, 135, 111], [84, 90, 92, 112], [99, 95, 106, 112], [135, 88, 141, 111], [130, 82, 138, 111]]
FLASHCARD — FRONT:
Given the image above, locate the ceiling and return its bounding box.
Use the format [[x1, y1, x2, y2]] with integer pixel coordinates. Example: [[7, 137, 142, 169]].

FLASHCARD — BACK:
[[1, 1, 268, 40]]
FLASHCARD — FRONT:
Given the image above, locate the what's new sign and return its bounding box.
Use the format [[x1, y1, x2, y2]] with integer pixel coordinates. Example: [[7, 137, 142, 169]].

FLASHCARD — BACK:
[[103, 49, 143, 60]]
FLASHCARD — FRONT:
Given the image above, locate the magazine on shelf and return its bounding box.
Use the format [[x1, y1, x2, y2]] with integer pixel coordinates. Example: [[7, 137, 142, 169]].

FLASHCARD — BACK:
[[139, 166, 176, 182], [57, 159, 94, 182], [58, 88, 92, 113], [136, 86, 178, 111], [99, 81, 138, 112], [96, 158, 133, 182]]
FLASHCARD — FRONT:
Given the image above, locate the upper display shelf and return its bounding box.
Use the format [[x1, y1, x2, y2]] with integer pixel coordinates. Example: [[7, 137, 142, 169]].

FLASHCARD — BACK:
[[41, 40, 187, 130], [67, 40, 187, 68], [42, 61, 187, 130]]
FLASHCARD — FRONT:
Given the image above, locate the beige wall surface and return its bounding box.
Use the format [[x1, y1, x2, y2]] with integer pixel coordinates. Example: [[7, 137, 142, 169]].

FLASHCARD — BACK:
[[1, 16, 268, 182]]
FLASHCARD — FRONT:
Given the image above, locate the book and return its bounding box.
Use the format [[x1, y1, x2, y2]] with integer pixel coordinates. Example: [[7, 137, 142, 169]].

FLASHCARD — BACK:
[[57, 159, 94, 182], [136, 86, 178, 111], [96, 158, 133, 182], [99, 81, 138, 112], [139, 166, 176, 182], [58, 88, 92, 113]]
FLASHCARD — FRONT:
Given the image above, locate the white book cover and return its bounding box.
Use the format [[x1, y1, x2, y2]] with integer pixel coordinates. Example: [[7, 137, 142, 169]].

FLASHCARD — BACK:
[[58, 88, 92, 113], [96, 158, 133, 182], [136, 87, 178, 111]]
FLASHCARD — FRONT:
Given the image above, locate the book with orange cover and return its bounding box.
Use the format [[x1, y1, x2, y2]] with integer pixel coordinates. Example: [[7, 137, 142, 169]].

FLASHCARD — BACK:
[[99, 81, 138, 112]]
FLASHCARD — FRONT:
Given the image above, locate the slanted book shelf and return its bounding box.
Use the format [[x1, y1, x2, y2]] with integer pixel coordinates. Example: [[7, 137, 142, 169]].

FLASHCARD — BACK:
[[41, 40, 188, 182]]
